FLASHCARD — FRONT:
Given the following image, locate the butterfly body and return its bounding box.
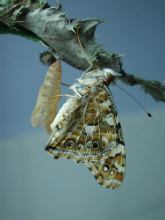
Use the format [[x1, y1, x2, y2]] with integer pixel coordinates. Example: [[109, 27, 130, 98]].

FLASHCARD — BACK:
[[46, 68, 126, 188]]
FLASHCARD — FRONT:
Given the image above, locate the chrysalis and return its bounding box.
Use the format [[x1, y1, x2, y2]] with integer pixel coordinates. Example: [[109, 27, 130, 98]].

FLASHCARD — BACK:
[[31, 59, 62, 135]]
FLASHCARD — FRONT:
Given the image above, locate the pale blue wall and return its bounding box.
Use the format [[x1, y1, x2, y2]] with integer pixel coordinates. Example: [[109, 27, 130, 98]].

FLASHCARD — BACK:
[[0, 0, 165, 219]]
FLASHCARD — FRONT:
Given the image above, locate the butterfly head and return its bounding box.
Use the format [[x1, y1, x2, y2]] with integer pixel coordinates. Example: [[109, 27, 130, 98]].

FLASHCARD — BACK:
[[102, 68, 121, 86]]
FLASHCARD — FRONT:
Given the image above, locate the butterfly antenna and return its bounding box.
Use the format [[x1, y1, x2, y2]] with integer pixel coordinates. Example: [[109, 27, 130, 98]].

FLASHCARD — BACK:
[[114, 83, 152, 118], [77, 29, 100, 78]]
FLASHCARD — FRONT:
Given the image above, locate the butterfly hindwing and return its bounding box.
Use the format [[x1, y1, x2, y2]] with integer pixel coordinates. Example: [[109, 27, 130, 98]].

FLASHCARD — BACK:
[[85, 143, 126, 188]]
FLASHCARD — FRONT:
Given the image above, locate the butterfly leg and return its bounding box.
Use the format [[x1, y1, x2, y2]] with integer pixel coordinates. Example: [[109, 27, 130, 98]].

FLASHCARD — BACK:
[[52, 94, 79, 99], [76, 29, 100, 78]]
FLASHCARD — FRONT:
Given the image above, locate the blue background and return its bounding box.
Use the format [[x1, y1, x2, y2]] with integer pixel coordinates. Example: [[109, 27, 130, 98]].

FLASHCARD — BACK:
[[0, 1, 165, 219]]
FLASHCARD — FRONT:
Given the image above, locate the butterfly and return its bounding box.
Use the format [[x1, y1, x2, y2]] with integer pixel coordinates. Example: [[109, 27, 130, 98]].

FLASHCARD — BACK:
[[45, 67, 126, 188], [31, 59, 62, 135]]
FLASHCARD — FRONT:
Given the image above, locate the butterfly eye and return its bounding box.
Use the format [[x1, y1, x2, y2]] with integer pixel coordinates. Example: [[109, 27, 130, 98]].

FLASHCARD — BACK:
[[92, 141, 100, 150], [109, 168, 116, 176], [65, 140, 74, 148], [103, 164, 109, 172]]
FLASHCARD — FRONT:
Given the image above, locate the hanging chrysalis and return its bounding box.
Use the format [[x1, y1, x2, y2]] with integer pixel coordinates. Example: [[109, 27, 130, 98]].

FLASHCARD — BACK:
[[31, 59, 62, 135]]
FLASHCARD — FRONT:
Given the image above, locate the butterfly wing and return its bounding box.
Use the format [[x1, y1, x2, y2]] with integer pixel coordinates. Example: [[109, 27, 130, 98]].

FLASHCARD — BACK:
[[85, 84, 126, 188], [46, 83, 126, 187], [85, 129, 126, 188], [46, 94, 89, 161], [46, 86, 125, 157]]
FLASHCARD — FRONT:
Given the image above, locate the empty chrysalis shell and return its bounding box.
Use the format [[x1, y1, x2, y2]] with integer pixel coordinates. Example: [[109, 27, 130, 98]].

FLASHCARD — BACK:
[[30, 59, 62, 135]]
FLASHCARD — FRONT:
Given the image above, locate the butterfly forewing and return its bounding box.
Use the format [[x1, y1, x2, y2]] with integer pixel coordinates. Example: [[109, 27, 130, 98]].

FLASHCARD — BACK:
[[46, 85, 125, 163]]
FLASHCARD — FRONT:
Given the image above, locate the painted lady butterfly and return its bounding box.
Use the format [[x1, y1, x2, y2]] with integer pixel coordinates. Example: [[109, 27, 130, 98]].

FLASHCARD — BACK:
[[45, 67, 126, 188], [31, 59, 62, 135]]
